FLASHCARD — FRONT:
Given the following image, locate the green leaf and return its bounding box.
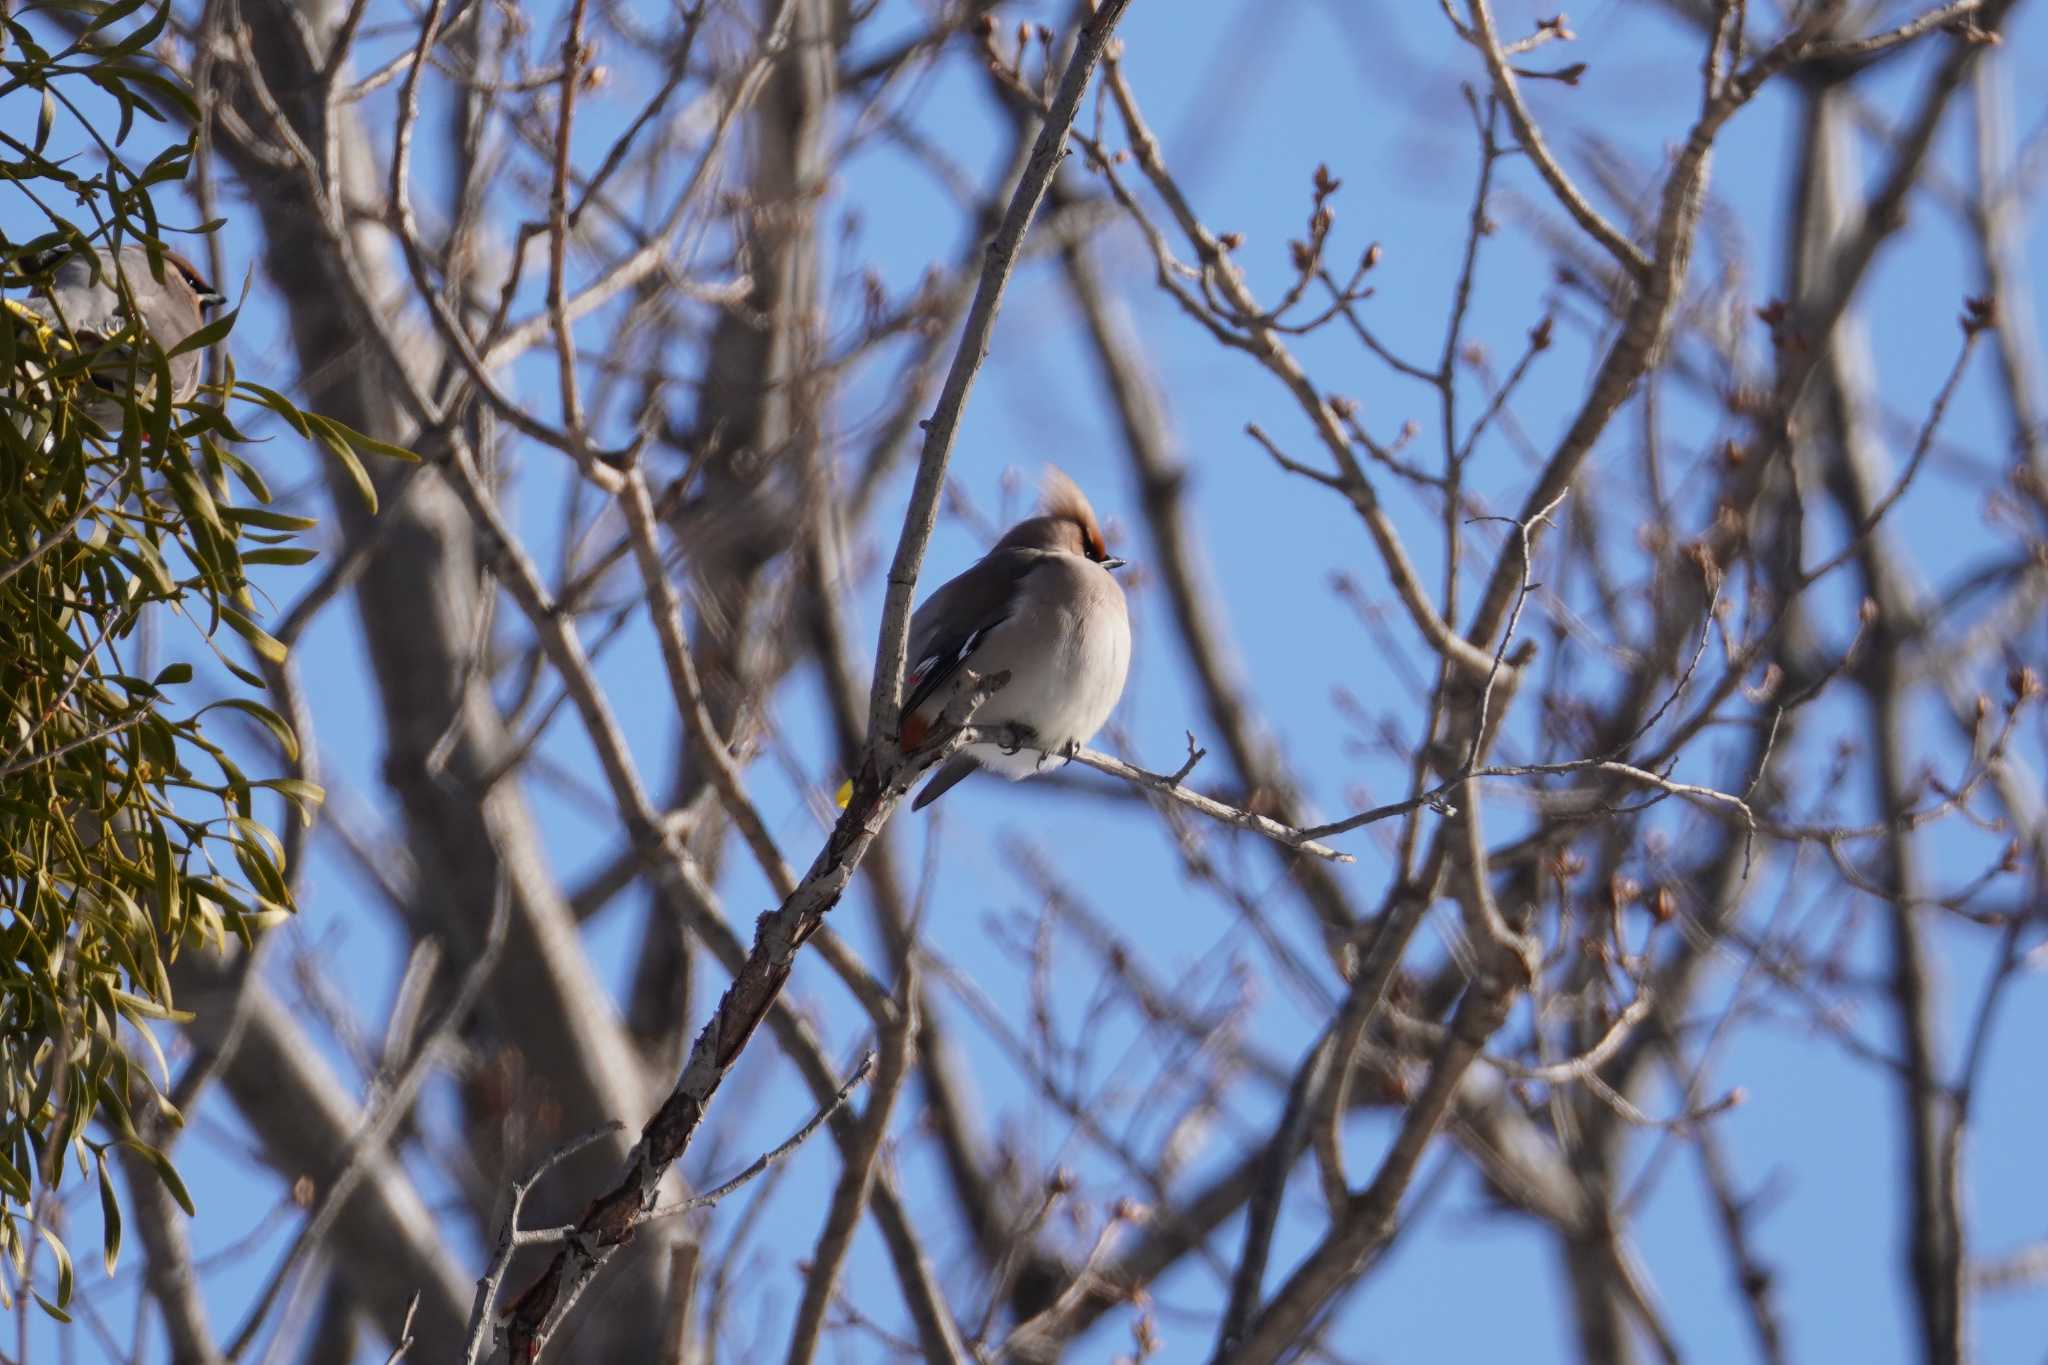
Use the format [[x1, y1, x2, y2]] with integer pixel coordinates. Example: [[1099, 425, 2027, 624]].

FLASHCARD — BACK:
[[30, 1291, 70, 1324], [303, 413, 379, 512], [124, 1141, 192, 1216], [114, 539, 176, 596], [43, 1222, 71, 1306], [318, 416, 423, 464], [230, 814, 285, 881], [148, 816, 177, 920], [254, 777, 325, 825], [164, 302, 237, 358], [88, 1070, 135, 1146], [218, 604, 288, 664], [164, 464, 227, 541], [209, 441, 273, 503], [217, 654, 267, 689], [232, 382, 312, 437], [94, 1150, 120, 1275], [111, 0, 171, 55], [33, 90, 55, 155], [151, 662, 191, 686], [109, 989, 192, 1023], [133, 1001, 174, 1081], [192, 698, 299, 762], [240, 547, 319, 567], [77, 0, 149, 42], [223, 507, 319, 533]]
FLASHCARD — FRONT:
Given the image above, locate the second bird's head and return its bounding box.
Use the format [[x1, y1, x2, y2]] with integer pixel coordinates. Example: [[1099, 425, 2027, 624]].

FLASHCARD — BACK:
[[993, 466, 1128, 570]]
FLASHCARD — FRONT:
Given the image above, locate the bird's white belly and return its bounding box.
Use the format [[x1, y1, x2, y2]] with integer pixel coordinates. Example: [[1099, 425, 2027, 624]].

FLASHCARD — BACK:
[[971, 591, 1130, 780]]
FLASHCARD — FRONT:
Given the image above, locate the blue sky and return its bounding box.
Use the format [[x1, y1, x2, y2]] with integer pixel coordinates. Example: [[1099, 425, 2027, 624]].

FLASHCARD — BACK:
[[6, 0, 2047, 1360]]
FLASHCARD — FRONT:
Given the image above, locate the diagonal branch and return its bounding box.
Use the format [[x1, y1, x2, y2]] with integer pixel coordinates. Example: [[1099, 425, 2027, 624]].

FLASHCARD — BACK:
[[495, 8, 1137, 1355], [867, 0, 1138, 744]]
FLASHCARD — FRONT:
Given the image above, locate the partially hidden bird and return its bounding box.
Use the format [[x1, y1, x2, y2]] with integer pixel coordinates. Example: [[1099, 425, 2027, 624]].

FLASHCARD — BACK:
[[899, 467, 1131, 810], [6, 242, 224, 416]]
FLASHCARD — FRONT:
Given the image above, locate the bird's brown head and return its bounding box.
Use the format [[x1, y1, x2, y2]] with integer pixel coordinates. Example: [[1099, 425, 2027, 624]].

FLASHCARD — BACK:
[[25, 243, 227, 311], [993, 466, 1126, 569], [158, 248, 226, 309]]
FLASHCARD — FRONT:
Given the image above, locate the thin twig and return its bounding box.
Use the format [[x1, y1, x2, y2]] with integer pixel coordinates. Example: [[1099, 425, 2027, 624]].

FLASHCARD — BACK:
[[510, 1054, 877, 1249], [1060, 745, 1354, 862], [1462, 0, 1651, 281], [380, 1293, 421, 1365]]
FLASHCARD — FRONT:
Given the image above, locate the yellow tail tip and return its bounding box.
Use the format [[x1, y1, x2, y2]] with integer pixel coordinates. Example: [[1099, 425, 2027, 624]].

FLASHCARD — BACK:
[[834, 778, 852, 810]]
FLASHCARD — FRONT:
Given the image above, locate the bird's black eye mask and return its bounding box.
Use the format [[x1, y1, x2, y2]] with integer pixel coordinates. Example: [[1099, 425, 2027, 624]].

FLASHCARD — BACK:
[[164, 252, 225, 308], [1074, 517, 1109, 562], [1074, 517, 1128, 571]]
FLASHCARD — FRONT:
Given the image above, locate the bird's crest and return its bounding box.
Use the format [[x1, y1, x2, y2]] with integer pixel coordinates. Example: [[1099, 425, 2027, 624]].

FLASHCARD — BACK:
[[1039, 465, 1108, 560]]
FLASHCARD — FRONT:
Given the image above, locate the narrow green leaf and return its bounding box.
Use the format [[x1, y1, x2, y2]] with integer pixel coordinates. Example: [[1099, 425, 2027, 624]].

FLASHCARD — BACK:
[[192, 699, 298, 762], [216, 654, 266, 689], [125, 1142, 193, 1216], [223, 507, 319, 533], [109, 989, 192, 1024], [148, 815, 177, 922], [111, 0, 171, 54], [231, 382, 312, 437], [254, 777, 325, 825], [240, 547, 319, 567], [303, 414, 378, 511], [94, 1150, 120, 1275], [218, 604, 288, 663], [33, 90, 55, 155], [44, 1222, 71, 1306], [209, 441, 273, 503], [164, 302, 237, 358], [77, 0, 148, 41], [230, 814, 285, 879], [321, 416, 422, 464], [164, 465, 226, 541], [127, 1002, 173, 1083]]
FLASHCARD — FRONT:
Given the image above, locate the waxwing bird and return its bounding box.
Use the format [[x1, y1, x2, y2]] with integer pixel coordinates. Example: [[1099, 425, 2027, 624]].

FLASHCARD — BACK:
[[901, 467, 1131, 810], [7, 242, 223, 414]]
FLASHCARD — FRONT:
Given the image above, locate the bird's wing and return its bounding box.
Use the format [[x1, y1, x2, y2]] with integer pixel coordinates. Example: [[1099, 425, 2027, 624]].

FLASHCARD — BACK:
[[900, 547, 1047, 730]]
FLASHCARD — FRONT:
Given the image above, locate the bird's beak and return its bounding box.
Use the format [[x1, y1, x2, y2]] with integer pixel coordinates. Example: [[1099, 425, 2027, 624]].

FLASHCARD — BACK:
[[1101, 556, 1129, 572]]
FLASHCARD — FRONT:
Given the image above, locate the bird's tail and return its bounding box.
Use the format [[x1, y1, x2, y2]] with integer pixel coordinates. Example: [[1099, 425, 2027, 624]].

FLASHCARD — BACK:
[[911, 754, 979, 811]]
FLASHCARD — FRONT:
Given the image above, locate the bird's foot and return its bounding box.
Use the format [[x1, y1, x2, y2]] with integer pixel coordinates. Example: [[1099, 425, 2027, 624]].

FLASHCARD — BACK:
[[996, 722, 1037, 756], [1033, 738, 1079, 772]]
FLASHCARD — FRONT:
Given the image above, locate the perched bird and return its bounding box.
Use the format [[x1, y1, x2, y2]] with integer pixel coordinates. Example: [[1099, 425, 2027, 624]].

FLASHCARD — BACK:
[[900, 467, 1131, 810], [6, 242, 223, 414]]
